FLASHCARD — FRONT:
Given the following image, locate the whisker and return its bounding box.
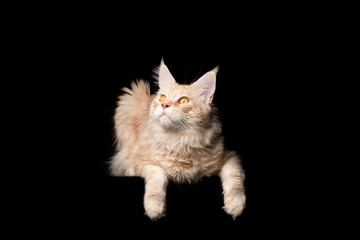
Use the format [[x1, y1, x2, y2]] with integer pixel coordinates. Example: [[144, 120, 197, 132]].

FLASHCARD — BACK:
[[190, 64, 203, 85]]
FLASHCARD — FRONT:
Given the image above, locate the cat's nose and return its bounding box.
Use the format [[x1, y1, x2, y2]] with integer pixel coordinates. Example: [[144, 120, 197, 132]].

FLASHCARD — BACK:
[[161, 102, 170, 109]]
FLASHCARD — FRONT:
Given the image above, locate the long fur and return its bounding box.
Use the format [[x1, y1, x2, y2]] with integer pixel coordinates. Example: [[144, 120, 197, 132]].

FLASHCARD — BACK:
[[109, 63, 246, 221]]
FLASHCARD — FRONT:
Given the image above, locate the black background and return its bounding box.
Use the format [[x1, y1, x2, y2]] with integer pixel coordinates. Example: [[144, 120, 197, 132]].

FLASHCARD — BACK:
[[11, 6, 327, 238], [56, 43, 303, 236]]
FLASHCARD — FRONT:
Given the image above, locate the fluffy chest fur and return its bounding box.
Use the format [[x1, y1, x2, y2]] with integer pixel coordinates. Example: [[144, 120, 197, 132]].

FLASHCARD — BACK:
[[148, 127, 224, 182]]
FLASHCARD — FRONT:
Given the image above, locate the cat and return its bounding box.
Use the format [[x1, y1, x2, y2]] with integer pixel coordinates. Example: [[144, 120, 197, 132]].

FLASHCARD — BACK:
[[109, 59, 246, 221]]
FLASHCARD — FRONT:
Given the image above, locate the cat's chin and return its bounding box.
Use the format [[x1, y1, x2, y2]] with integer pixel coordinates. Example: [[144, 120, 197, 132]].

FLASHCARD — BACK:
[[157, 115, 178, 130]]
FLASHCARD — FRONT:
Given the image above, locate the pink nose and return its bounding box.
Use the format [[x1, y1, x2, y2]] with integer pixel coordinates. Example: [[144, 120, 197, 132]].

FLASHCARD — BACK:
[[161, 102, 170, 109]]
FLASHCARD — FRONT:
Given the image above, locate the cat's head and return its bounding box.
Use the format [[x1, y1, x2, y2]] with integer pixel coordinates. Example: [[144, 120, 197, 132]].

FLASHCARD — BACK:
[[150, 59, 218, 131]]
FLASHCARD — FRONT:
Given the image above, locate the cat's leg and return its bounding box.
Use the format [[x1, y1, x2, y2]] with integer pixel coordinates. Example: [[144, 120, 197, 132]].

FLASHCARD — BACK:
[[142, 165, 168, 221], [219, 153, 246, 219]]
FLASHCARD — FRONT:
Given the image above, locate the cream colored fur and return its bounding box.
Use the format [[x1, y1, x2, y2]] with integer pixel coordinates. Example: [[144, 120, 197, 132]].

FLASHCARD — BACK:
[[110, 61, 246, 221]]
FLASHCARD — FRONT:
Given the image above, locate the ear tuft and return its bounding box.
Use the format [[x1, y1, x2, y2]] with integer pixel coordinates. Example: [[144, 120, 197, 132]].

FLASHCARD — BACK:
[[158, 59, 176, 90]]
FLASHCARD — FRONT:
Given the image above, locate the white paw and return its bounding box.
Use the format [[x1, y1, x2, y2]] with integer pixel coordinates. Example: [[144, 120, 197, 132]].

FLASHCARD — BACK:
[[223, 192, 246, 219], [144, 198, 166, 221], [124, 167, 136, 176]]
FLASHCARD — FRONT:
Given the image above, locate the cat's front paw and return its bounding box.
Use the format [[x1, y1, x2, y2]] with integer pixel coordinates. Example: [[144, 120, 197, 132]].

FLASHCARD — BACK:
[[144, 198, 166, 221], [223, 192, 246, 220]]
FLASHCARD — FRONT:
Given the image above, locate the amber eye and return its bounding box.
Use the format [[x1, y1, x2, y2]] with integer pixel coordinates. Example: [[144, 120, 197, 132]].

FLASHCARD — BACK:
[[179, 97, 189, 104], [159, 95, 166, 102]]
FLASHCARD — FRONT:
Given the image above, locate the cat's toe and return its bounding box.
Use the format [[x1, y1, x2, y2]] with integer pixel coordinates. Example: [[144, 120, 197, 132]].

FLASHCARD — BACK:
[[144, 200, 166, 221], [223, 193, 246, 219]]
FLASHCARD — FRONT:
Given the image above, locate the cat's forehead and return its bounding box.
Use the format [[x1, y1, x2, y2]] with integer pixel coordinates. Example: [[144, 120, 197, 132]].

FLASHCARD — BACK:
[[160, 84, 193, 97]]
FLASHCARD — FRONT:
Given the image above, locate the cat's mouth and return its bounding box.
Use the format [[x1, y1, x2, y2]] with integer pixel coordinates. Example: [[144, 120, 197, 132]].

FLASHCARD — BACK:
[[158, 112, 175, 128], [160, 110, 171, 118], [154, 107, 180, 129], [159, 113, 171, 120]]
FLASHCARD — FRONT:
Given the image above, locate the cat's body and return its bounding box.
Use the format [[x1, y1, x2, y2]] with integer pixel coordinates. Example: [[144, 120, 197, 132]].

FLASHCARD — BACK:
[[110, 60, 246, 221]]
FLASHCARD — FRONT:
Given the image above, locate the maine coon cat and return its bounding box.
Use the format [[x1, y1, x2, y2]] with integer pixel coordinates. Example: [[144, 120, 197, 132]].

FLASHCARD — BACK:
[[110, 60, 246, 221]]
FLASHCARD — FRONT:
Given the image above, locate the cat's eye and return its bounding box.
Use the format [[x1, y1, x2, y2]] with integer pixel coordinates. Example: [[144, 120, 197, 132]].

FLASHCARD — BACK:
[[159, 95, 166, 102], [179, 97, 189, 104]]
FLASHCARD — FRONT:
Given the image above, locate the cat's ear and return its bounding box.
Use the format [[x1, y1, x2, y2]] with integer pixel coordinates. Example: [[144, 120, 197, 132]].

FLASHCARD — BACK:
[[158, 59, 176, 90], [192, 66, 218, 103]]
